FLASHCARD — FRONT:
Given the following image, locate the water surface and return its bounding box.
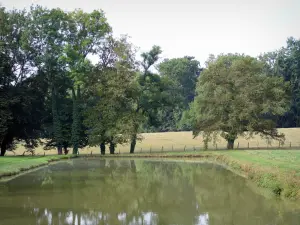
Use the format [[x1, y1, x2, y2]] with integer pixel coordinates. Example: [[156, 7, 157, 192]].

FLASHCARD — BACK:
[[0, 158, 299, 225]]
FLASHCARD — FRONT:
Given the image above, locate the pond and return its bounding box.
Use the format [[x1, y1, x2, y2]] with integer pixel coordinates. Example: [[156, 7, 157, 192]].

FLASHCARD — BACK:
[[0, 158, 299, 225]]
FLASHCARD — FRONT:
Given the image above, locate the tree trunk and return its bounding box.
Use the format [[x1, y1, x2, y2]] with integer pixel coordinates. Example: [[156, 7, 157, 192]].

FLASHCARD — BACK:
[[130, 122, 139, 154], [227, 139, 235, 150], [71, 86, 81, 155], [0, 136, 10, 156], [52, 87, 63, 155], [100, 142, 105, 155], [130, 134, 136, 154], [57, 146, 63, 155], [0, 141, 6, 156], [63, 145, 69, 155], [72, 144, 78, 155], [109, 141, 115, 154]]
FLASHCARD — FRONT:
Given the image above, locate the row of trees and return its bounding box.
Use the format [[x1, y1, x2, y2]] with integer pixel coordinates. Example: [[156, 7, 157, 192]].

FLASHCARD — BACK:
[[0, 5, 299, 155], [0, 5, 200, 156]]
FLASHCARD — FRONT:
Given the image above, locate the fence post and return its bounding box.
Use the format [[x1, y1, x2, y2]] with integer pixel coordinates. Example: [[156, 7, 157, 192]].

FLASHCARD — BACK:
[[237, 142, 239, 149], [278, 141, 281, 148], [290, 142, 292, 148], [248, 142, 249, 149], [161, 146, 164, 152], [193, 146, 196, 151], [184, 145, 186, 151]]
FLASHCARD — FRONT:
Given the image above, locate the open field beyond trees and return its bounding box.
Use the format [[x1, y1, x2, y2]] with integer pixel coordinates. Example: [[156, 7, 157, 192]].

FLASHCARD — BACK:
[[7, 128, 300, 156]]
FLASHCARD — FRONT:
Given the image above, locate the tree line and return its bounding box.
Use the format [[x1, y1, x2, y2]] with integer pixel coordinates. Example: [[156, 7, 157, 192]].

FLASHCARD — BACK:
[[0, 5, 299, 155]]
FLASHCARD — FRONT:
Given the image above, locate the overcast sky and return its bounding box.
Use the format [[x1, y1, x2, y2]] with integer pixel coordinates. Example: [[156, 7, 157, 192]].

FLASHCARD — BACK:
[[2, 0, 300, 66]]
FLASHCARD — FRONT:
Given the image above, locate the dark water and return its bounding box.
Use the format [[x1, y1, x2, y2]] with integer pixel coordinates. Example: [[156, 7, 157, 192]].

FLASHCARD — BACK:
[[0, 159, 299, 225]]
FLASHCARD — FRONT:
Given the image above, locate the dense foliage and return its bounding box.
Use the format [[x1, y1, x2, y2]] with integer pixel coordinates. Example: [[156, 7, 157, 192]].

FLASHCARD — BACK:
[[0, 5, 299, 155], [188, 54, 289, 149]]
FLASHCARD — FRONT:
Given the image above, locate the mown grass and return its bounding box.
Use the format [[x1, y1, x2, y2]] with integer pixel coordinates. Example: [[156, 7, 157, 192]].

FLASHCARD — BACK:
[[0, 155, 73, 179], [209, 151, 300, 200]]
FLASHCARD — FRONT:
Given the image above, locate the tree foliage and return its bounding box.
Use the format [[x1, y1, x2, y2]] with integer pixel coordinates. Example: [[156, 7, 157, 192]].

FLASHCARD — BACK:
[[189, 54, 290, 149], [0, 7, 48, 155], [0, 4, 299, 155], [84, 36, 138, 154], [155, 56, 201, 131], [260, 38, 300, 128]]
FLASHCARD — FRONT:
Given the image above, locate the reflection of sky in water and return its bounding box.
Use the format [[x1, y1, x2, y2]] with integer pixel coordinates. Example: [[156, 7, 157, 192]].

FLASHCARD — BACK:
[[197, 213, 209, 225], [46, 210, 209, 225]]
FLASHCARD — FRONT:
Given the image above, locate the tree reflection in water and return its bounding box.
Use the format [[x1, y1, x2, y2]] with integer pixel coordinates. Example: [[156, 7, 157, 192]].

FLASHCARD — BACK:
[[0, 159, 299, 225]]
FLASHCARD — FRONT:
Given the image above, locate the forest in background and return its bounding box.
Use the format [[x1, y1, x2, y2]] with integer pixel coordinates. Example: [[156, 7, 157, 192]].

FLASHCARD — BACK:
[[0, 5, 300, 155]]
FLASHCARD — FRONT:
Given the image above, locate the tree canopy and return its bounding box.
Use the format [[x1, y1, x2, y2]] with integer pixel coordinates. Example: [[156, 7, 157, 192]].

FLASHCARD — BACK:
[[189, 54, 290, 149], [0, 5, 299, 155]]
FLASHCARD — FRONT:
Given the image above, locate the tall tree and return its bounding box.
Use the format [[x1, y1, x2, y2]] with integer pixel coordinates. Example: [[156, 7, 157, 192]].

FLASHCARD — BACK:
[[62, 9, 111, 154], [25, 6, 72, 155], [127, 46, 162, 153], [0, 7, 48, 156], [84, 36, 137, 154], [190, 54, 290, 149], [128, 46, 177, 153]]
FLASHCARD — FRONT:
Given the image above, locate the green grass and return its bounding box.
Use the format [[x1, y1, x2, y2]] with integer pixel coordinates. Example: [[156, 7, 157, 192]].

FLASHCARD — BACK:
[[221, 150, 300, 174], [0, 155, 73, 178]]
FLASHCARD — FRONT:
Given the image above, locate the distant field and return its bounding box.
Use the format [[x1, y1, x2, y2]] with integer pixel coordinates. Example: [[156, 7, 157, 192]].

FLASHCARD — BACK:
[[6, 128, 300, 156]]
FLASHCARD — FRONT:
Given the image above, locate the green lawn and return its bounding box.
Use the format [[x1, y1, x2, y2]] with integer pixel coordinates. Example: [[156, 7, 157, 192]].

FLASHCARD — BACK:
[[220, 150, 300, 175], [0, 155, 72, 178]]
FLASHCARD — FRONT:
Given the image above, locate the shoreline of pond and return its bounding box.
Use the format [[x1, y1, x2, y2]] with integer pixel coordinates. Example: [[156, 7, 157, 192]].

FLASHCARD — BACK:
[[0, 155, 75, 181], [1, 152, 299, 201], [95, 152, 300, 201]]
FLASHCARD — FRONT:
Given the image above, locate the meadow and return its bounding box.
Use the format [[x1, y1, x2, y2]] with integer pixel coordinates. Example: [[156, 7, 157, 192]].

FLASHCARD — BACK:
[[7, 128, 300, 155]]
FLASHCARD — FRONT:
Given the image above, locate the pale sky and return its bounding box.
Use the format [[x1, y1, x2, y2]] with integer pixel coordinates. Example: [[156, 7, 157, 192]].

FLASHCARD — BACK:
[[2, 0, 300, 66]]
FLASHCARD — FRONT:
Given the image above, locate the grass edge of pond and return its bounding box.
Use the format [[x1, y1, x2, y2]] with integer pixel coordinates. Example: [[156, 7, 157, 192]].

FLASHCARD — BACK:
[[0, 155, 77, 181], [101, 151, 300, 201]]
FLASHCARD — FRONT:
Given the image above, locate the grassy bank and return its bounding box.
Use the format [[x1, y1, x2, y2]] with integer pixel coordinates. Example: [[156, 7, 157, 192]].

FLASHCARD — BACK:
[[105, 150, 300, 200], [0, 155, 74, 179]]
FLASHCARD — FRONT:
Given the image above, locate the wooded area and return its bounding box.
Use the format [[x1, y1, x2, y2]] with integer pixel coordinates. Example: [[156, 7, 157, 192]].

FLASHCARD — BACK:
[[1, 5, 300, 155]]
